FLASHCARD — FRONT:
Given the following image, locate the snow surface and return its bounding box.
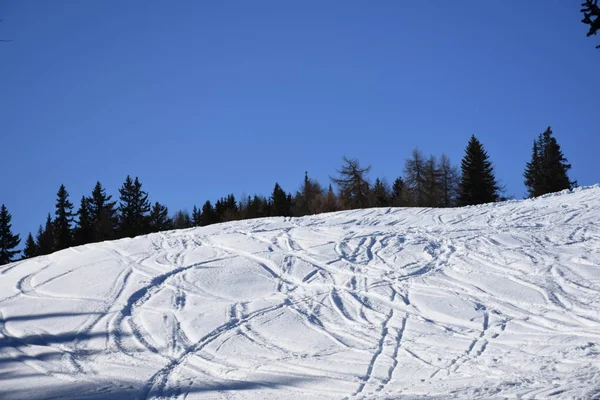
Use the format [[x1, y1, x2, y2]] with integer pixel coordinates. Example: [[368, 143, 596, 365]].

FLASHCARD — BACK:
[[1, 186, 600, 399]]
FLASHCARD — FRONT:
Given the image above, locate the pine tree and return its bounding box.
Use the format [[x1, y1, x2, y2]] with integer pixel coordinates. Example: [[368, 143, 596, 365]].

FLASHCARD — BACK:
[[438, 154, 460, 207], [74, 196, 93, 246], [37, 214, 55, 255], [23, 233, 38, 259], [172, 209, 192, 229], [404, 148, 427, 206], [0, 204, 21, 265], [271, 183, 291, 217], [581, 0, 600, 48], [370, 178, 390, 207], [391, 177, 408, 207], [294, 172, 324, 216], [89, 181, 118, 242], [54, 184, 74, 251], [319, 185, 339, 213], [192, 205, 202, 226], [118, 176, 151, 238], [200, 200, 218, 226], [458, 135, 500, 206], [330, 157, 371, 210], [149, 202, 171, 232], [524, 127, 575, 198], [215, 194, 239, 222]]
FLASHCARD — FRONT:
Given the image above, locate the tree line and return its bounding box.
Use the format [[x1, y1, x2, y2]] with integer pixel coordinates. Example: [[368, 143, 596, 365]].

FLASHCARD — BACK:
[[0, 128, 575, 265]]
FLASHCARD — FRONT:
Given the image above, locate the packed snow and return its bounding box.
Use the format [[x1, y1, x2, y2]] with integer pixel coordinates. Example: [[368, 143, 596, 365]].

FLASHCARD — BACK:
[[1, 186, 600, 399]]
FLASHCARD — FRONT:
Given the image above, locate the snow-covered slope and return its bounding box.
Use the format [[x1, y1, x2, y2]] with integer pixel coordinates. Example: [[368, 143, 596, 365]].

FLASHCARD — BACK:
[[1, 187, 600, 400]]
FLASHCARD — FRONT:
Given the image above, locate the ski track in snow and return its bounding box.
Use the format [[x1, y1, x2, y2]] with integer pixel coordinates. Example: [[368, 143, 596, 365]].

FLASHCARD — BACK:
[[1, 186, 600, 399]]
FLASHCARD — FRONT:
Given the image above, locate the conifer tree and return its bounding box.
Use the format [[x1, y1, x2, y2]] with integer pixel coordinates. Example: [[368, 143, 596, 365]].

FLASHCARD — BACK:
[[458, 135, 500, 206], [404, 148, 427, 206], [391, 177, 408, 207], [319, 185, 339, 213], [438, 154, 460, 207], [271, 183, 292, 217], [370, 178, 390, 207], [294, 172, 324, 216], [74, 196, 93, 246], [524, 127, 575, 198], [0, 204, 21, 265], [331, 157, 371, 210], [118, 176, 151, 238], [200, 200, 218, 226], [23, 233, 38, 259], [192, 205, 202, 226], [54, 184, 74, 251], [149, 202, 171, 232], [215, 194, 239, 222], [581, 0, 600, 48], [89, 181, 118, 242], [172, 210, 192, 229], [36, 214, 55, 256]]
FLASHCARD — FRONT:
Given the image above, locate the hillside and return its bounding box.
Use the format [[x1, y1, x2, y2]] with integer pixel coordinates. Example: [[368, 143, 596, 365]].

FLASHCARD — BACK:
[[1, 186, 600, 399]]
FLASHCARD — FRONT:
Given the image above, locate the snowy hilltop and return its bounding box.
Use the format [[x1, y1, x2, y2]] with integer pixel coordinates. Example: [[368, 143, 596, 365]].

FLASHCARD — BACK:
[[1, 186, 600, 399]]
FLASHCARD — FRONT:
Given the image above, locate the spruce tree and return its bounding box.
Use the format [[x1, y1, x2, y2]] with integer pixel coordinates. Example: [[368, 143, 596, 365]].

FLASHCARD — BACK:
[[118, 176, 151, 238], [89, 181, 118, 242], [192, 205, 202, 226], [524, 127, 575, 197], [581, 0, 600, 48], [74, 196, 93, 246], [330, 157, 371, 210], [0, 204, 21, 265], [370, 178, 390, 207], [294, 172, 324, 216], [172, 209, 193, 229], [458, 135, 500, 206], [54, 184, 74, 251], [149, 202, 171, 232], [23, 233, 38, 259], [391, 177, 408, 207], [200, 200, 218, 226], [319, 185, 339, 213], [37, 214, 55, 255], [271, 183, 291, 217]]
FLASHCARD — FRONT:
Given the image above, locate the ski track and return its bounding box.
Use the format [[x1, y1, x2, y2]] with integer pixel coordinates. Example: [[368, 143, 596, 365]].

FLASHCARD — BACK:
[[1, 186, 600, 399]]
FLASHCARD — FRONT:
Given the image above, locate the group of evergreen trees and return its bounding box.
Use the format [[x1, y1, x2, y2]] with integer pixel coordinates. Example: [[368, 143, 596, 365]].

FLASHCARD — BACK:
[[0, 128, 576, 265]]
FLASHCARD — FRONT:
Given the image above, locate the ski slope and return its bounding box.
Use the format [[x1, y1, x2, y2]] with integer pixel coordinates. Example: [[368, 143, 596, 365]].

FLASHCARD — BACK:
[[1, 186, 600, 399]]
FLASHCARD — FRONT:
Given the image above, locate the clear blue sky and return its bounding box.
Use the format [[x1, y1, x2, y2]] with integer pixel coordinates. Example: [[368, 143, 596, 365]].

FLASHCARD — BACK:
[[1, 1, 598, 242]]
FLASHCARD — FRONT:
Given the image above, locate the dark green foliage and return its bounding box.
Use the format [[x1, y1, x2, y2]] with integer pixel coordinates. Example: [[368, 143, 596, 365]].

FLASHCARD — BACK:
[[370, 178, 390, 207], [23, 233, 38, 259], [200, 201, 218, 226], [36, 214, 55, 256], [215, 194, 239, 222], [54, 185, 74, 251], [0, 204, 21, 265], [149, 202, 171, 232], [404, 148, 427, 206], [438, 154, 460, 207], [271, 183, 292, 217], [331, 157, 371, 210], [74, 196, 93, 246], [391, 177, 408, 207], [192, 205, 202, 227], [294, 172, 324, 216], [118, 176, 151, 238], [581, 0, 600, 48], [319, 185, 339, 213], [241, 195, 270, 220], [89, 181, 118, 242], [524, 127, 575, 198], [458, 135, 500, 206], [172, 210, 193, 229]]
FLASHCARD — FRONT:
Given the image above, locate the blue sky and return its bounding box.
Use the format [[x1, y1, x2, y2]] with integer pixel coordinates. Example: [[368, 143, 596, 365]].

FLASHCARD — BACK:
[[1, 1, 598, 242]]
